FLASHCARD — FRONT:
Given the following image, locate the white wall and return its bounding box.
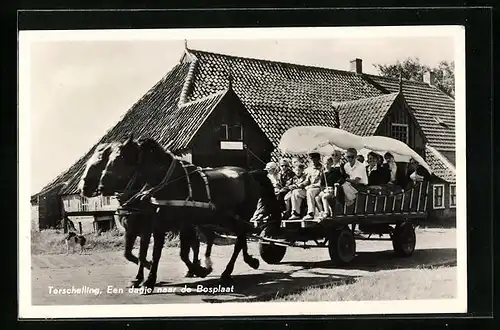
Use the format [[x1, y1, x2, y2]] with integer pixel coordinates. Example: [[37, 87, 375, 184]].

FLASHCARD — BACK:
[[61, 194, 120, 213], [31, 205, 39, 231]]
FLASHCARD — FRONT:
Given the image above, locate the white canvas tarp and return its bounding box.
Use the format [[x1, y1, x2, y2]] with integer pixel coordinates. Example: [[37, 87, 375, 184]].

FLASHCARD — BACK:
[[278, 126, 432, 174]]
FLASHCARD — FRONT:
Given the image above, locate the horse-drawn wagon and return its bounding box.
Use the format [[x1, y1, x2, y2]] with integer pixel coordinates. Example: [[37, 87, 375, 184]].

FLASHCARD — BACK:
[[80, 125, 433, 290], [250, 126, 432, 267]]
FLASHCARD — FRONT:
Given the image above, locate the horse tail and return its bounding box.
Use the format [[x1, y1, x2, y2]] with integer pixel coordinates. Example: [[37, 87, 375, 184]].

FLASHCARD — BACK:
[[247, 169, 281, 221]]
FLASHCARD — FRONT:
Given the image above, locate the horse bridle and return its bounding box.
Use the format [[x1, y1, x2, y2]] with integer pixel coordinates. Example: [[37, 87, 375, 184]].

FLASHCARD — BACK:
[[118, 152, 179, 209]]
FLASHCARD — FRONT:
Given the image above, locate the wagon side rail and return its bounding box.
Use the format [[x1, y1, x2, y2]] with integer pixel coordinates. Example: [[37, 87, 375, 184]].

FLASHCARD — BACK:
[[331, 180, 430, 219]]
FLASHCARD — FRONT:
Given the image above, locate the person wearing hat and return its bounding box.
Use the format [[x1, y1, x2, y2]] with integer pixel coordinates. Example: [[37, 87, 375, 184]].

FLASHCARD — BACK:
[[289, 152, 324, 220], [250, 161, 280, 223], [264, 161, 280, 193]]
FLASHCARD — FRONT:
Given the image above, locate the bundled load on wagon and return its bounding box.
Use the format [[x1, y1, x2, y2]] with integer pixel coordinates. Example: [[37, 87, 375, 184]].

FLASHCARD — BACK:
[[254, 125, 433, 266], [277, 125, 432, 222]]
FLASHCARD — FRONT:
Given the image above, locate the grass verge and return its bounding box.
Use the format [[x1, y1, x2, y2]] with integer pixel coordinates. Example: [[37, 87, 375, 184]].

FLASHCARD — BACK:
[[31, 229, 180, 255], [276, 266, 456, 302]]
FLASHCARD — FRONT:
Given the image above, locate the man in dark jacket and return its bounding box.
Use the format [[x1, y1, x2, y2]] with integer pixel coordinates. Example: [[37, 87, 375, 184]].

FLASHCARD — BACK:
[[402, 158, 432, 187], [366, 152, 390, 185]]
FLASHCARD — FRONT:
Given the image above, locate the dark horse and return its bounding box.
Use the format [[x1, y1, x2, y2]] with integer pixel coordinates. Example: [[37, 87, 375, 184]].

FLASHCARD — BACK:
[[95, 136, 280, 290], [79, 141, 210, 289]]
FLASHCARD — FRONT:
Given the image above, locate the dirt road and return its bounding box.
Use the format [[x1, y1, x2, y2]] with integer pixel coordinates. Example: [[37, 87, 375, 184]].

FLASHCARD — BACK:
[[31, 228, 457, 305]]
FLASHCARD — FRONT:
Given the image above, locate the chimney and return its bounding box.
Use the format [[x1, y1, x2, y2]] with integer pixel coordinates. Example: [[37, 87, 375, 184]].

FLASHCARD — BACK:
[[350, 58, 362, 74], [423, 71, 436, 86]]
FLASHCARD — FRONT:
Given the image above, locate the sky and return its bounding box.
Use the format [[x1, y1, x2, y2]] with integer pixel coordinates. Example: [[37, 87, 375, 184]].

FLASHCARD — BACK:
[[25, 31, 457, 194]]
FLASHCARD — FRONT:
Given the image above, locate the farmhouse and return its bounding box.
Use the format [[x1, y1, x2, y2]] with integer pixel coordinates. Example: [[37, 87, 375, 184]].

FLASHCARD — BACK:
[[30, 47, 456, 231]]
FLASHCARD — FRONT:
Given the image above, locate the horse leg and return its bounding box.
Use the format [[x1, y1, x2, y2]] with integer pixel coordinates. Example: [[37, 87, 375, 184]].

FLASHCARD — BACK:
[[220, 235, 244, 280], [242, 235, 259, 270], [201, 228, 215, 272], [180, 227, 211, 278], [123, 229, 140, 264], [130, 230, 151, 288], [142, 230, 164, 292], [185, 226, 200, 278]]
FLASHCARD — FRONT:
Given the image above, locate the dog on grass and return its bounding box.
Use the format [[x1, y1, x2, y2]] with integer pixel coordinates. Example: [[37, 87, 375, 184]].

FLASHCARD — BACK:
[[65, 232, 87, 254]]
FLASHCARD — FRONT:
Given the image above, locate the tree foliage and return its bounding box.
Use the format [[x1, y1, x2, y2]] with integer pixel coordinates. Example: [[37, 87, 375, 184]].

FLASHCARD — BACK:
[[373, 57, 455, 98]]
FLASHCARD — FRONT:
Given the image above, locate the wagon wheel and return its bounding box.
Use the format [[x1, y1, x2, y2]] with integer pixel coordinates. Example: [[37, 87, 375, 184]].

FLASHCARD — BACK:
[[259, 227, 287, 265], [328, 227, 356, 265], [392, 222, 416, 257]]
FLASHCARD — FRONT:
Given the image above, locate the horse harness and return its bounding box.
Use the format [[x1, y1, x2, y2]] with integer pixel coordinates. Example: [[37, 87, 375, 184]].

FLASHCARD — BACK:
[[149, 158, 216, 211]]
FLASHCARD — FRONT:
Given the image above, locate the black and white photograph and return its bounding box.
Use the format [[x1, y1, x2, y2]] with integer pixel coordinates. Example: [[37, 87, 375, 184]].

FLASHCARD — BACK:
[[19, 26, 466, 318]]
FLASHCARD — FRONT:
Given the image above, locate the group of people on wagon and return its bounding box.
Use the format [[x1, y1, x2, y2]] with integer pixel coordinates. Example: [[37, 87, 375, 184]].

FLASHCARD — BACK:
[[256, 147, 431, 221]]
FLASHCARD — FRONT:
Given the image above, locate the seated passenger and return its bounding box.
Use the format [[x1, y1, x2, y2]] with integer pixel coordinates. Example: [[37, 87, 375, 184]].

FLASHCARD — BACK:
[[316, 154, 344, 219], [366, 152, 391, 185], [289, 152, 323, 220], [405, 158, 432, 186], [291, 156, 301, 168], [283, 163, 307, 219], [344, 148, 369, 187], [276, 158, 295, 213], [250, 162, 279, 223], [264, 161, 280, 194], [383, 152, 398, 184]]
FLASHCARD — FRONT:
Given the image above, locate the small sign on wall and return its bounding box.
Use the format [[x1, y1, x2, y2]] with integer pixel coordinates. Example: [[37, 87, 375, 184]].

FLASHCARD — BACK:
[[220, 141, 244, 150]]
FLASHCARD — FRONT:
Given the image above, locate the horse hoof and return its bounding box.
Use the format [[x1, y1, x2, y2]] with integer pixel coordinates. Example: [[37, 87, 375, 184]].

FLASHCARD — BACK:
[[141, 279, 156, 294], [128, 280, 142, 288], [144, 260, 152, 270], [196, 267, 211, 278], [248, 258, 259, 270], [141, 286, 154, 295], [185, 271, 195, 278], [220, 272, 232, 281]]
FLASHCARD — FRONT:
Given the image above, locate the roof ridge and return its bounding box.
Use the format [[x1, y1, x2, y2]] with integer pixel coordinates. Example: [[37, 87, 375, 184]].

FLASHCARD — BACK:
[[178, 58, 198, 106], [178, 89, 228, 107], [188, 48, 449, 93], [364, 73, 429, 85], [365, 72, 455, 100], [334, 91, 399, 106], [187, 48, 360, 77], [426, 144, 456, 173]]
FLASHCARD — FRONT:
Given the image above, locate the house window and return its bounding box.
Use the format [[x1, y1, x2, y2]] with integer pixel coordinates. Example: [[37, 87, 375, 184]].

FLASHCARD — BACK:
[[81, 197, 89, 212], [102, 196, 111, 206], [220, 124, 229, 140], [391, 123, 409, 144], [63, 199, 70, 211], [433, 184, 445, 209], [220, 124, 243, 141], [450, 184, 456, 208]]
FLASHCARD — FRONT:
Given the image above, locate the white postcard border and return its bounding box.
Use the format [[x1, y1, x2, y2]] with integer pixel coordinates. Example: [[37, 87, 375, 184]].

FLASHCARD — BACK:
[[18, 25, 467, 319]]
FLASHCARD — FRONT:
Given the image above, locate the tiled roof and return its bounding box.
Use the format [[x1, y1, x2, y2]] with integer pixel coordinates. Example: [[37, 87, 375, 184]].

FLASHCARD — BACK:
[[335, 92, 399, 136], [365, 74, 455, 152], [183, 49, 385, 148], [158, 90, 227, 151], [36, 48, 457, 197], [425, 145, 456, 183]]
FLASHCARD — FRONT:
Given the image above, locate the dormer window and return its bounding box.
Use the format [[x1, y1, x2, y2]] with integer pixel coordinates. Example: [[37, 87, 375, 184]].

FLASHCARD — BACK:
[[391, 123, 409, 144], [220, 124, 243, 141]]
